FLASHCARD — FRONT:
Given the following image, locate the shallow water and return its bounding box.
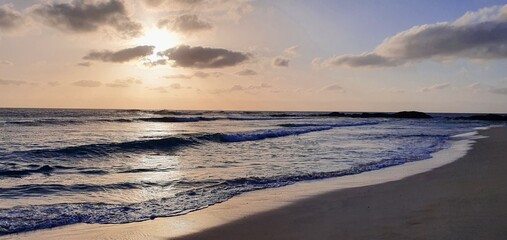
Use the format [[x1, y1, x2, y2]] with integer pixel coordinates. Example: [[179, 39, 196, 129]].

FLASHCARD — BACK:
[[0, 109, 491, 235]]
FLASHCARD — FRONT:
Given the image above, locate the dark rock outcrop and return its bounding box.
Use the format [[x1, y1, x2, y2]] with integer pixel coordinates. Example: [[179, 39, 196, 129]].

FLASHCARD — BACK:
[[391, 111, 433, 119]]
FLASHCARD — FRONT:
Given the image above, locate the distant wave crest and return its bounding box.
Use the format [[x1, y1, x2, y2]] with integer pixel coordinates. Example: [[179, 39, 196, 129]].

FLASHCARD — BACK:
[[3, 122, 378, 163]]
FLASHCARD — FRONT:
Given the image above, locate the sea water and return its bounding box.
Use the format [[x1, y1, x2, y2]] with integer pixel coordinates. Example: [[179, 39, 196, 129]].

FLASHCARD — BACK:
[[0, 109, 493, 235]]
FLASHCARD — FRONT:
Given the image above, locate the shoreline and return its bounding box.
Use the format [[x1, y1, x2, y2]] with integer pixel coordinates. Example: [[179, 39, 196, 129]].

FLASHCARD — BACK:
[[3, 127, 504, 239]]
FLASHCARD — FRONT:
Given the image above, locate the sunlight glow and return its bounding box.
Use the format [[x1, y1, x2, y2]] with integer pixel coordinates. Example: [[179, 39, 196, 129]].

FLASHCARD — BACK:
[[134, 28, 180, 60]]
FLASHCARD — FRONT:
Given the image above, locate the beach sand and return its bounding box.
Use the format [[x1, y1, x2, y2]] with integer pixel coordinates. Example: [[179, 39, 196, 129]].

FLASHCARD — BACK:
[[177, 127, 507, 240], [5, 127, 506, 240]]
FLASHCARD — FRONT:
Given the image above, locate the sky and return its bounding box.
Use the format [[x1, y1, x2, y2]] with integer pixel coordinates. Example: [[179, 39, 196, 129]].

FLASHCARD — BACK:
[[0, 0, 507, 112]]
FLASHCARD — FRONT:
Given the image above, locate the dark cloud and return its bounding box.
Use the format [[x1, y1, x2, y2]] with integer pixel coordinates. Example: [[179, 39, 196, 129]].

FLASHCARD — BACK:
[[325, 4, 507, 68], [32, 0, 142, 38], [73, 80, 102, 87], [236, 69, 257, 76], [84, 45, 155, 63], [326, 53, 401, 68], [106, 77, 142, 88], [321, 84, 345, 92], [0, 79, 26, 85], [420, 83, 451, 92], [158, 45, 250, 68], [77, 61, 92, 67], [143, 59, 167, 67], [272, 56, 290, 67], [158, 14, 212, 34], [0, 5, 24, 31]]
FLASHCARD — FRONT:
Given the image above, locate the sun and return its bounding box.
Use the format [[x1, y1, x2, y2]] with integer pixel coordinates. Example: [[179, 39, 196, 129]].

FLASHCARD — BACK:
[[134, 28, 180, 60]]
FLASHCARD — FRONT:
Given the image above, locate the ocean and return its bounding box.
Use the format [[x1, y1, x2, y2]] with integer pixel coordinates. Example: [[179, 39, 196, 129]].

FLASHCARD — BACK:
[[0, 108, 493, 235]]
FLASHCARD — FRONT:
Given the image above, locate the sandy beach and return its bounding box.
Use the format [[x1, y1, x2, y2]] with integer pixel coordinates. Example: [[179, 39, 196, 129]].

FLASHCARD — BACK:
[[177, 127, 507, 240], [3, 126, 505, 240]]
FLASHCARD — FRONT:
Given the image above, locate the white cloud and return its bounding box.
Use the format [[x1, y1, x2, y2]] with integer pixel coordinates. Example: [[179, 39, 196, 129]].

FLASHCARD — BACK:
[[324, 4, 507, 68], [420, 83, 451, 92]]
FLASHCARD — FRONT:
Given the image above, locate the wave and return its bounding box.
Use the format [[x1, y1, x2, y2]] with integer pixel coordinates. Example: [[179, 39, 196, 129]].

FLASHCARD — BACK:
[[5, 122, 379, 161], [0, 137, 448, 235], [7, 136, 198, 160], [0, 165, 54, 178], [278, 121, 379, 128], [4, 119, 83, 126], [0, 182, 164, 198], [213, 126, 333, 142], [2, 113, 337, 127], [152, 110, 206, 116], [138, 117, 219, 123]]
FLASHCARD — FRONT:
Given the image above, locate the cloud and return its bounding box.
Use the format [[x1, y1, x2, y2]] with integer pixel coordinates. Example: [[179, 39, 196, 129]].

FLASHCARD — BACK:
[[158, 14, 212, 34], [164, 74, 193, 79], [236, 69, 257, 76], [170, 83, 182, 89], [272, 56, 290, 67], [157, 45, 250, 68], [0, 78, 26, 85], [388, 88, 405, 94], [247, 83, 272, 90], [31, 0, 142, 38], [163, 71, 222, 79], [324, 4, 507, 68], [321, 84, 345, 93], [325, 53, 401, 68], [141, 0, 253, 20], [73, 80, 102, 87], [106, 77, 142, 87], [143, 59, 167, 67], [77, 61, 92, 67], [142, 0, 205, 9], [490, 87, 507, 95], [0, 60, 13, 66], [150, 86, 168, 93], [48, 81, 60, 86], [210, 83, 271, 94], [0, 5, 24, 32], [420, 83, 451, 92], [84, 45, 155, 63], [193, 71, 222, 78], [463, 83, 507, 95], [284, 45, 299, 56]]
